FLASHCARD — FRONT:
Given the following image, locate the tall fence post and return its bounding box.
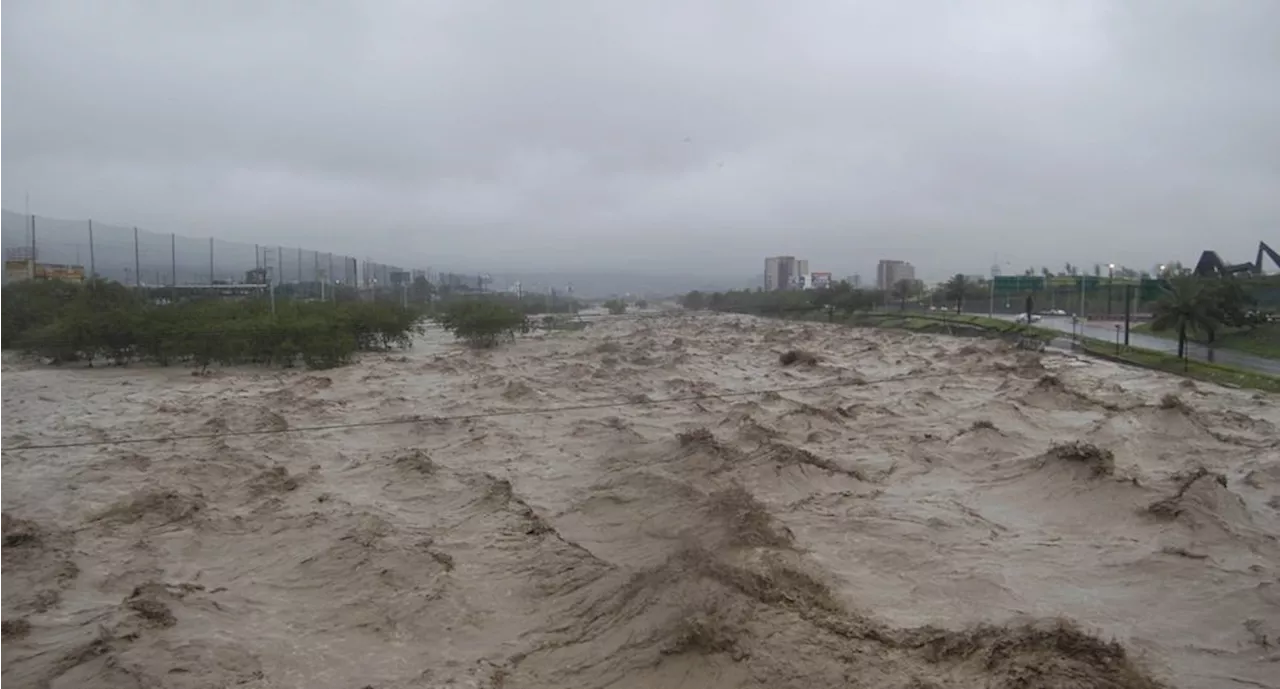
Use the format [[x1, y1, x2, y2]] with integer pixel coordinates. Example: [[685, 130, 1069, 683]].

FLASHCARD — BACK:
[[209, 238, 215, 284], [133, 227, 141, 287], [29, 214, 37, 280], [88, 219, 96, 279]]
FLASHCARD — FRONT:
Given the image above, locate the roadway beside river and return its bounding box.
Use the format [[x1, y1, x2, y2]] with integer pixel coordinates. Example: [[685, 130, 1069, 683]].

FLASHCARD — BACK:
[[987, 314, 1280, 377]]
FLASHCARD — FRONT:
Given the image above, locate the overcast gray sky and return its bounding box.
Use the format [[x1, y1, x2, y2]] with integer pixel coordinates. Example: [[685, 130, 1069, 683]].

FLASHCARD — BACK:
[[3, 0, 1278, 281]]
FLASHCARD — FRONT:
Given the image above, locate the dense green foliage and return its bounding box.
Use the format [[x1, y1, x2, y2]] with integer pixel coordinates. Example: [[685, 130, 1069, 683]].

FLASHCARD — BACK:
[[1148, 276, 1267, 359], [2, 279, 421, 369], [433, 298, 530, 348]]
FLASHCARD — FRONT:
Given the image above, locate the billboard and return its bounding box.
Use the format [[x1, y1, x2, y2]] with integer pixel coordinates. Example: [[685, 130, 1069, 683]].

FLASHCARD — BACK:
[[811, 272, 832, 288], [4, 261, 85, 283]]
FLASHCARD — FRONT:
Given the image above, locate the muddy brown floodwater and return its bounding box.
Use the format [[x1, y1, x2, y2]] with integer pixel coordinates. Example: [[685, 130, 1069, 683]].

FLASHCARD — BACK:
[[3, 313, 1279, 688]]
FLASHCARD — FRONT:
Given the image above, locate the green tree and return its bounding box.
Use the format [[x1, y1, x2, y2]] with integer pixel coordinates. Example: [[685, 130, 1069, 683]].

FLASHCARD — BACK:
[[602, 299, 627, 315], [681, 291, 706, 310], [944, 274, 970, 314], [892, 279, 913, 311], [1149, 277, 1221, 363], [434, 299, 529, 348]]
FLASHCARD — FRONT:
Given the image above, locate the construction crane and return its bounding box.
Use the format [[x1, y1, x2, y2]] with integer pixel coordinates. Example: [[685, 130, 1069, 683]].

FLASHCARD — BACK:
[[1193, 241, 1279, 277]]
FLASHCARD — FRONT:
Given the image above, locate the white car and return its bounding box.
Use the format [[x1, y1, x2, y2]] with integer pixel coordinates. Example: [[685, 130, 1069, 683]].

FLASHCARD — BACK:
[[1015, 313, 1043, 324]]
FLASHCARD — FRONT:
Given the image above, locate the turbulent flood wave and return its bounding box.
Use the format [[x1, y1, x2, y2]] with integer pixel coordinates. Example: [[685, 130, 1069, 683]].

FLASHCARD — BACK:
[[3, 313, 1277, 688]]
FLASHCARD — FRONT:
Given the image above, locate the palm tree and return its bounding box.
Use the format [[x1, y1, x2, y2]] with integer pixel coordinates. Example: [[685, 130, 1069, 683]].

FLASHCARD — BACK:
[[944, 274, 969, 314], [892, 279, 913, 311], [1149, 277, 1221, 366]]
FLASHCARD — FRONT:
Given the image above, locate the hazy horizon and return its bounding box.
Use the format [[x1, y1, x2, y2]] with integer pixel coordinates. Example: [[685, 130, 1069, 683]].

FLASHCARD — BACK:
[[4, 2, 1278, 286]]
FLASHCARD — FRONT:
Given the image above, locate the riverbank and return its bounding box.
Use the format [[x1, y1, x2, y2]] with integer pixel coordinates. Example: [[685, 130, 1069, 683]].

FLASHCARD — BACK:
[[1132, 322, 1280, 360], [830, 311, 1280, 394]]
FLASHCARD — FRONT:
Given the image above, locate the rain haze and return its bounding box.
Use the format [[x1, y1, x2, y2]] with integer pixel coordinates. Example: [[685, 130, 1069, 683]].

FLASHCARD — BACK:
[[3, 0, 1278, 289]]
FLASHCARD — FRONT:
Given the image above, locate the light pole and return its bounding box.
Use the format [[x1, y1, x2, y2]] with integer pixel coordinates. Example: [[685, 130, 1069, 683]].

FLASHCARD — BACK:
[[1114, 324, 1121, 355], [1078, 272, 1086, 321], [1107, 263, 1115, 319]]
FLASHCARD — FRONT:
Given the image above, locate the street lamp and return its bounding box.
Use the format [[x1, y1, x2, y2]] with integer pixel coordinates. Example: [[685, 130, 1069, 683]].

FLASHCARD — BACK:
[[1107, 263, 1115, 319]]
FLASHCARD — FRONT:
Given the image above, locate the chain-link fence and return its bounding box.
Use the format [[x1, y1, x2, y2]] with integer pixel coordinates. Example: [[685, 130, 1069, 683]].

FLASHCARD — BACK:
[[1, 209, 419, 289]]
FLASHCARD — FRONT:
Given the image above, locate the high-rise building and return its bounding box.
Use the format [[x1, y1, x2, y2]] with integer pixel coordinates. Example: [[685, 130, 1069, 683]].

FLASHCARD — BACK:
[[764, 255, 808, 291], [876, 260, 916, 291], [764, 256, 783, 291]]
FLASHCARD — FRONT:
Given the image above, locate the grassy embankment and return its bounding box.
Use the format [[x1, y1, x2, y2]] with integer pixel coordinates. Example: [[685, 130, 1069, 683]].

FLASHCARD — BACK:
[[1131, 322, 1280, 360], [1075, 336, 1280, 393]]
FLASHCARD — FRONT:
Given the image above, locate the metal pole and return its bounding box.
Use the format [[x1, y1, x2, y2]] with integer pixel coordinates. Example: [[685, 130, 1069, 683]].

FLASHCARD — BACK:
[[1123, 285, 1132, 346], [328, 254, 334, 299], [1107, 267, 1114, 318], [29, 214, 36, 280], [88, 219, 96, 279], [1078, 274, 1086, 321], [209, 238, 215, 284], [170, 233, 177, 290], [133, 227, 141, 287]]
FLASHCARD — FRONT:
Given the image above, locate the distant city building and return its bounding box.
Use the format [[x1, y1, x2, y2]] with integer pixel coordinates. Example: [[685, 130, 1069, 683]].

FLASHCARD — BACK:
[[764, 255, 809, 291], [876, 260, 916, 290], [810, 271, 832, 289], [845, 274, 862, 288]]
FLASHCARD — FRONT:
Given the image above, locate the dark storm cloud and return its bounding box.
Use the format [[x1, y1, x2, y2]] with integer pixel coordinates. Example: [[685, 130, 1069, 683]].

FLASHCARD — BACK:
[[4, 0, 1278, 279]]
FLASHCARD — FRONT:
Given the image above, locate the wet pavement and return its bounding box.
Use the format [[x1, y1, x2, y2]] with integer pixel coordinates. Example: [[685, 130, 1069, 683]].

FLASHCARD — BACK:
[[990, 314, 1280, 377]]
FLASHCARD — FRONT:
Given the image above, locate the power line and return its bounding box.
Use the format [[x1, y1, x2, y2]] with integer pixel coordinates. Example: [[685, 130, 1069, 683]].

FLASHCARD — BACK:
[[2, 371, 947, 452]]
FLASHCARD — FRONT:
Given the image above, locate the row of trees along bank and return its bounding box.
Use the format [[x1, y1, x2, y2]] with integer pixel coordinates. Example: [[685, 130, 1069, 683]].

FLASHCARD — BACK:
[[2, 279, 422, 370], [681, 275, 1271, 358]]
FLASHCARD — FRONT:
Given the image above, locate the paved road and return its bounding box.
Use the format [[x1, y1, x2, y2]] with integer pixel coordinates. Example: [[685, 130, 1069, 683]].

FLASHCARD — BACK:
[[987, 314, 1280, 376]]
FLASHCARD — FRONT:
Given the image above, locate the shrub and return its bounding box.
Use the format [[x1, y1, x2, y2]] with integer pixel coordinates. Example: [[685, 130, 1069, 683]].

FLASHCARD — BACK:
[[1, 279, 421, 370], [603, 299, 627, 315], [434, 298, 529, 348]]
